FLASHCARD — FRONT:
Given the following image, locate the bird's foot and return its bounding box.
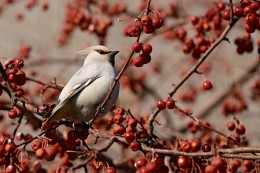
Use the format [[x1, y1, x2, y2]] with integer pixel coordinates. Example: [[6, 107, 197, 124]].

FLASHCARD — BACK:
[[97, 106, 105, 113]]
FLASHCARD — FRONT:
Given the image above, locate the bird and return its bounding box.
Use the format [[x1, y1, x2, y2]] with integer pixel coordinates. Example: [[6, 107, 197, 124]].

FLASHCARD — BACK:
[[42, 45, 120, 129]]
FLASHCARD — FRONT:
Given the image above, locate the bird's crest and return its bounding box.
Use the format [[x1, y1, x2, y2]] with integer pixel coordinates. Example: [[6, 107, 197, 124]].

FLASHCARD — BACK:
[[75, 45, 109, 59]]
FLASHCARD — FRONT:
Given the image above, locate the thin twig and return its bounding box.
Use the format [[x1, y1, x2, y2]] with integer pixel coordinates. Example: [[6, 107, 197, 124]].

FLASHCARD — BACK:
[[175, 105, 244, 147], [0, 62, 46, 117], [147, 18, 239, 136], [71, 152, 94, 171], [89, 0, 153, 128], [12, 115, 24, 141], [98, 138, 116, 153], [142, 145, 260, 160], [26, 76, 63, 90], [16, 125, 59, 147]]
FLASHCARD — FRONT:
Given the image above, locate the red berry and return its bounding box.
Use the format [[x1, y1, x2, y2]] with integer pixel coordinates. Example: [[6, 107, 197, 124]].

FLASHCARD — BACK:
[[8, 73, 17, 83], [212, 157, 227, 169], [19, 162, 29, 173], [136, 130, 148, 139], [140, 53, 151, 64], [64, 138, 77, 149], [203, 80, 213, 90], [216, 1, 225, 11], [13, 58, 24, 68], [127, 118, 137, 128], [8, 109, 17, 119], [152, 16, 163, 29], [134, 157, 147, 168], [0, 145, 5, 156], [177, 28, 187, 40], [36, 148, 46, 160], [113, 114, 124, 124], [244, 24, 255, 33], [112, 125, 125, 135], [61, 155, 72, 167], [44, 146, 57, 161], [250, 2, 259, 12], [124, 132, 135, 142], [146, 161, 158, 172], [157, 99, 166, 110], [227, 163, 238, 172], [16, 70, 26, 86], [177, 156, 190, 168], [129, 141, 140, 151], [243, 6, 252, 15], [226, 122, 235, 131], [236, 124, 246, 135], [106, 167, 116, 173], [5, 165, 16, 173], [132, 56, 144, 67], [166, 99, 175, 109], [141, 15, 152, 26], [5, 142, 16, 154], [205, 165, 217, 173], [222, 9, 230, 20], [41, 2, 49, 11], [243, 160, 254, 170], [191, 16, 199, 25], [143, 25, 155, 34], [246, 13, 258, 25], [191, 139, 201, 152], [234, 7, 243, 18], [158, 165, 169, 173], [202, 144, 211, 152], [16, 88, 24, 97], [142, 44, 152, 54], [31, 139, 42, 151], [132, 42, 142, 53]]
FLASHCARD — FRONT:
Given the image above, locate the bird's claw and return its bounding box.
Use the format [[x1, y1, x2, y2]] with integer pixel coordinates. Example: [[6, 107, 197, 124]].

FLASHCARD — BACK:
[[97, 106, 105, 113]]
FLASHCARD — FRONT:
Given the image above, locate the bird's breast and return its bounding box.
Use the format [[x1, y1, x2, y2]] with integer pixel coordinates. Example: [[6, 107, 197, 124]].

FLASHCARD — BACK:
[[75, 73, 119, 121]]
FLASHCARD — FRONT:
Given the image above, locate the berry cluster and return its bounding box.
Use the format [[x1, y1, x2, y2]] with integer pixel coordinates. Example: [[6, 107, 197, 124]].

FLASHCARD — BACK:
[[4, 58, 26, 98], [134, 156, 169, 173], [226, 121, 246, 136], [107, 108, 147, 152], [132, 43, 152, 67], [233, 1, 260, 33], [156, 98, 175, 110], [0, 135, 31, 173], [124, 12, 163, 68], [187, 116, 247, 150], [180, 1, 233, 59], [234, 33, 253, 54], [180, 0, 259, 60], [124, 15, 163, 37], [221, 90, 247, 115], [57, 1, 126, 46]]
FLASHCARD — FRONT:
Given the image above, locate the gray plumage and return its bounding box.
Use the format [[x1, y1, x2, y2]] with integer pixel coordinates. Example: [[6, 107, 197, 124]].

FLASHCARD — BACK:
[[42, 45, 120, 129]]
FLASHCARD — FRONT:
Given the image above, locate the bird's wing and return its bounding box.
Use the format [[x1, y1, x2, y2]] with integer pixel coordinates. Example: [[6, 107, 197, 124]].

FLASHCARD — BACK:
[[43, 64, 101, 119]]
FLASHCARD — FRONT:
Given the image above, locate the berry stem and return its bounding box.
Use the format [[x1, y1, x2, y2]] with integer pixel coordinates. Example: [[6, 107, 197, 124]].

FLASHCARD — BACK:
[[147, 13, 239, 136]]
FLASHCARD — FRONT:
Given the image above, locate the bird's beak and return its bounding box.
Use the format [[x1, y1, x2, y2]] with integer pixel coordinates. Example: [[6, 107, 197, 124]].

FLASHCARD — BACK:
[[111, 50, 119, 56]]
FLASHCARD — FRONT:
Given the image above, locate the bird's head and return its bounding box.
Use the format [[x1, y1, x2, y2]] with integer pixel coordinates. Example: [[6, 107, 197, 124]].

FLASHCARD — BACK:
[[76, 45, 119, 66]]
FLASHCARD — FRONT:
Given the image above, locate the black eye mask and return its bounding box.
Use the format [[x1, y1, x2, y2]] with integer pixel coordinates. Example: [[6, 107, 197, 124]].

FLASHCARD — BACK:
[[96, 49, 110, 55]]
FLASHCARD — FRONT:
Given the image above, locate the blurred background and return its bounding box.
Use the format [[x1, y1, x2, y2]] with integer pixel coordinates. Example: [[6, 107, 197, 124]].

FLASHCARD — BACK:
[[0, 0, 259, 168]]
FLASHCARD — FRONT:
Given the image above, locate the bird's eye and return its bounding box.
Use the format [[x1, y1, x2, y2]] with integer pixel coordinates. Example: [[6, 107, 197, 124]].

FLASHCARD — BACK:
[[96, 49, 109, 55]]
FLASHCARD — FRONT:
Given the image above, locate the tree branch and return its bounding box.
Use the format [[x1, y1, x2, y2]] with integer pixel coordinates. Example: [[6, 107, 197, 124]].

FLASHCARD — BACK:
[[147, 18, 239, 136]]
